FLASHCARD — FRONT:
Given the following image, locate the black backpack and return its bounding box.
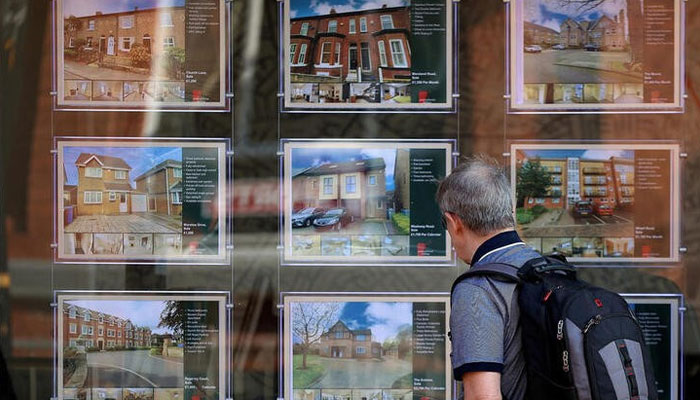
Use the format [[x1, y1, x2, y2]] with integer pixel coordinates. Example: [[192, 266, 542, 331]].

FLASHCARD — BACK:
[[451, 255, 658, 400]]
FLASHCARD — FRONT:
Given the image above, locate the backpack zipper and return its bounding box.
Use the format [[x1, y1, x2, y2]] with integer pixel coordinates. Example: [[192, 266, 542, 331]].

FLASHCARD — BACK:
[[583, 314, 602, 334]]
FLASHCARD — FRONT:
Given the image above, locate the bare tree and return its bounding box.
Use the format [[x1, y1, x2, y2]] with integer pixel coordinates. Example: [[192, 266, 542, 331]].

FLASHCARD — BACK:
[[291, 302, 341, 369]]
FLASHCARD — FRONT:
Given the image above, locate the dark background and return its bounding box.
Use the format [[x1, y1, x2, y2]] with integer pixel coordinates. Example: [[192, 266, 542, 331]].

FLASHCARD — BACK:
[[1, 0, 699, 399]]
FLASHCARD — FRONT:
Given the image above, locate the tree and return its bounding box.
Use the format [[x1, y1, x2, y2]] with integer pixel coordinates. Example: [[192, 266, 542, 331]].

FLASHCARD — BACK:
[[65, 16, 82, 34], [557, 0, 643, 65], [159, 301, 185, 337], [291, 302, 341, 369], [516, 159, 552, 207]]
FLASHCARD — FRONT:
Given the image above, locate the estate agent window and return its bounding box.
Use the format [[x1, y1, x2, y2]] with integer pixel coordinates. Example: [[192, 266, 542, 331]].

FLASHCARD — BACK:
[[390, 40, 407, 67], [328, 20, 337, 33], [360, 17, 367, 32], [380, 15, 394, 30], [119, 15, 134, 29]]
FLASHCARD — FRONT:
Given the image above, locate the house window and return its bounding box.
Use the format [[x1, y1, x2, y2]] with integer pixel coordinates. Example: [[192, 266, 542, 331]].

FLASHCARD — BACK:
[[98, 327, 104, 336], [109, 192, 116, 202], [327, 20, 337, 33], [81, 326, 93, 335], [83, 312, 90, 322], [88, 20, 95, 30], [68, 37, 75, 48], [118, 331, 122, 338], [356, 347, 366, 354], [160, 12, 174, 27], [360, 17, 367, 32], [84, 191, 102, 204], [553, 198, 561, 204], [289, 43, 297, 63], [528, 198, 534, 204], [85, 167, 102, 178], [119, 15, 134, 29], [173, 168, 182, 178], [349, 19, 356, 34], [86, 37, 93, 48], [380, 15, 394, 29], [108, 329, 115, 337], [355, 334, 366, 341], [334, 43, 341, 65], [320, 42, 332, 64], [298, 43, 307, 64], [119, 37, 134, 51], [360, 42, 371, 71], [171, 192, 182, 204], [115, 170, 127, 180], [69, 309, 76, 319], [368, 175, 377, 185], [535, 198, 545, 204], [323, 177, 334, 195], [163, 37, 175, 48], [390, 39, 407, 67], [377, 41, 388, 67], [69, 323, 77, 334], [300, 22, 309, 36], [335, 331, 344, 339], [69, 339, 78, 347], [345, 175, 357, 194]]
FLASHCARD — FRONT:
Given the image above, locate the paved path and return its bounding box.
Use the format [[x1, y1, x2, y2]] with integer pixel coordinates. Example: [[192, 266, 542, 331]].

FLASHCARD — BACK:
[[65, 214, 181, 233], [64, 59, 154, 81], [85, 350, 183, 387], [524, 50, 642, 84], [311, 357, 411, 389], [521, 209, 633, 237]]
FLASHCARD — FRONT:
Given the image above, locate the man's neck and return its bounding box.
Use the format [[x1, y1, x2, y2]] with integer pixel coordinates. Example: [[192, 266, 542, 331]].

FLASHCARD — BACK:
[[469, 229, 521, 265]]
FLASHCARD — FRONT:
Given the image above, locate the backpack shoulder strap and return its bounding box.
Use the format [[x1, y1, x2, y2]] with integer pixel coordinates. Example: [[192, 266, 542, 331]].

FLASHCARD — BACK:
[[450, 263, 520, 296]]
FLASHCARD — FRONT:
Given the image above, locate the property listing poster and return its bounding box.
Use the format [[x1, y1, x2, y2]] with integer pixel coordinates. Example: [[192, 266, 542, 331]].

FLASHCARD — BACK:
[[511, 143, 679, 263], [56, 0, 227, 110], [284, 0, 453, 110], [56, 138, 228, 264], [58, 293, 227, 400], [509, 0, 682, 112], [284, 294, 450, 400], [624, 295, 681, 400], [282, 140, 453, 265]]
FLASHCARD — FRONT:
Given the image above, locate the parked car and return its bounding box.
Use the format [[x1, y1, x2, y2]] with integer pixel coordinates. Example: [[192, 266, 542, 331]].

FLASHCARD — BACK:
[[291, 207, 325, 228], [584, 43, 601, 51], [524, 45, 542, 53], [593, 203, 614, 217], [572, 201, 593, 218], [552, 44, 567, 50], [313, 208, 352, 231]]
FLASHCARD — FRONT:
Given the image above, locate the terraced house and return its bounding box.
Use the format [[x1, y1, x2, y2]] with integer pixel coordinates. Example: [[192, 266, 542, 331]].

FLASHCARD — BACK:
[[62, 303, 151, 350], [289, 5, 411, 83]]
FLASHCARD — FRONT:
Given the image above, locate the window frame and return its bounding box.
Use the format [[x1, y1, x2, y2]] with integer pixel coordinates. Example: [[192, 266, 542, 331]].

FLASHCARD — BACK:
[[377, 41, 388, 67], [289, 43, 297, 64], [359, 17, 367, 32], [389, 39, 408, 68], [88, 20, 95, 31], [298, 43, 308, 64], [160, 12, 174, 27], [349, 19, 356, 34], [334, 42, 341, 65], [320, 42, 332, 64], [327, 20, 337, 33], [380, 15, 394, 30], [345, 175, 357, 194], [85, 167, 102, 178], [119, 15, 134, 29], [163, 37, 175, 48], [84, 191, 103, 204], [300, 22, 309, 36]]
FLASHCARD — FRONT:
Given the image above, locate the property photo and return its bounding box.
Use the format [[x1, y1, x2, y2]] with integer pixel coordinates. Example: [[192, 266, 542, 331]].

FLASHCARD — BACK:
[[290, 301, 414, 393], [288, 147, 410, 259], [61, 299, 183, 391], [514, 147, 636, 258], [60, 145, 185, 258]]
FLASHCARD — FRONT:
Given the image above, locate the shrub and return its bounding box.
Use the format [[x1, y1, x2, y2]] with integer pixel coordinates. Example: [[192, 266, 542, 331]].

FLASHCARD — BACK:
[[129, 44, 151, 68], [391, 213, 410, 235], [530, 205, 548, 218], [86, 346, 99, 353], [64, 48, 78, 59], [516, 208, 533, 225], [162, 47, 185, 79], [149, 347, 161, 356]]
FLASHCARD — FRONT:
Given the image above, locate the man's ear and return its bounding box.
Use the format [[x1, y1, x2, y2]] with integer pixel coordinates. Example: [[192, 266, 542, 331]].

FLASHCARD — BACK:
[[445, 212, 464, 234]]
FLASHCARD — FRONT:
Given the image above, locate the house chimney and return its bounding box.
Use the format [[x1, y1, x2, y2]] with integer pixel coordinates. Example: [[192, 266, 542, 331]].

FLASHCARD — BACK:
[[329, 8, 336, 14], [96, 11, 102, 15], [382, 4, 387, 8], [134, 6, 138, 11]]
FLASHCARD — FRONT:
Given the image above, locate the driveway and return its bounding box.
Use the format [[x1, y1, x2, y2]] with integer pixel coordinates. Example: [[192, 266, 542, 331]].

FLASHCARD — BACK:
[[84, 350, 183, 387], [310, 357, 411, 389], [64, 59, 154, 81], [524, 50, 642, 84], [65, 214, 181, 233], [293, 219, 399, 235], [521, 209, 633, 238]]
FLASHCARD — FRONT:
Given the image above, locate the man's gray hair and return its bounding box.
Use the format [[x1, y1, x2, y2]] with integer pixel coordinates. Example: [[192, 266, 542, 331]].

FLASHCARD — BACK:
[[436, 155, 515, 236]]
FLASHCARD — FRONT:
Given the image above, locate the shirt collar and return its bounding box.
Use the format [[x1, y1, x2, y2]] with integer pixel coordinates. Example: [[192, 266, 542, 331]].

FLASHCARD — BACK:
[[471, 230, 524, 265]]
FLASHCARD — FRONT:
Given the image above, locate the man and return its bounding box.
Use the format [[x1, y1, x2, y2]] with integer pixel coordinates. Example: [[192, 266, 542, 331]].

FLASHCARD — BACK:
[[436, 156, 540, 400]]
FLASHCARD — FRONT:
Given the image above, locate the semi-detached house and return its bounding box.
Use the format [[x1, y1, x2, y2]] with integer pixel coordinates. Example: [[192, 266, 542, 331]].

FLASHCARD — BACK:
[[134, 159, 183, 216]]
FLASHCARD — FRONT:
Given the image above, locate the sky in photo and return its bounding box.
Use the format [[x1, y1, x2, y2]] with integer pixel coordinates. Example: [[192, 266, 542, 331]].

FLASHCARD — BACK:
[[292, 147, 397, 191], [524, 0, 628, 32], [66, 300, 174, 334], [63, 146, 182, 187], [290, 0, 409, 18], [520, 149, 634, 161], [63, 0, 185, 18]]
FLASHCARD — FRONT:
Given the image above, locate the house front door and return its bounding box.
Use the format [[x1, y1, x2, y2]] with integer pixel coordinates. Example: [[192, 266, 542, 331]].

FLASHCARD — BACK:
[[97, 339, 104, 350], [107, 35, 115, 55], [119, 193, 128, 213], [100, 37, 107, 54], [349, 45, 358, 70], [143, 35, 152, 52]]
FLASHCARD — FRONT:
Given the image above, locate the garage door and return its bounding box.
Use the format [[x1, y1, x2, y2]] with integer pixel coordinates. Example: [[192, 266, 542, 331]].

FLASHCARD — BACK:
[[132, 194, 147, 212]]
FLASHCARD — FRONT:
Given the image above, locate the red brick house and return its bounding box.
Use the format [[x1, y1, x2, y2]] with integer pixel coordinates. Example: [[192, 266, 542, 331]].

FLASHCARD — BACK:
[[315, 321, 382, 359], [62, 303, 151, 350], [289, 5, 411, 83]]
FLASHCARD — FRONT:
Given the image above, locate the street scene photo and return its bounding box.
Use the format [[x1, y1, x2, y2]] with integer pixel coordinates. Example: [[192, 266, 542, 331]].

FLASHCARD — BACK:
[[515, 148, 636, 258], [290, 301, 413, 399], [517, 0, 667, 106], [58, 0, 225, 108], [61, 299, 184, 395]]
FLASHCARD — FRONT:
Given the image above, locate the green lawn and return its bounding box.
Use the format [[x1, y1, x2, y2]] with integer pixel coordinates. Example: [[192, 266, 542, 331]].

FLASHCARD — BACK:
[[293, 354, 325, 388]]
